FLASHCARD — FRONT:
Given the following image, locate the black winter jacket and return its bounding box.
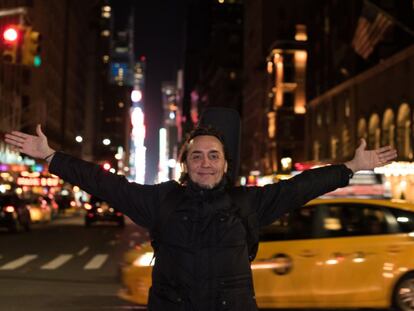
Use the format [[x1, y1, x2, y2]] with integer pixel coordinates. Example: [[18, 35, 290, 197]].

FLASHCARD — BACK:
[[49, 152, 352, 311]]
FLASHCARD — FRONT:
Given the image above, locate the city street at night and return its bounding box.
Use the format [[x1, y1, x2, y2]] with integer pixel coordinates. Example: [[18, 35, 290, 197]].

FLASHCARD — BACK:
[[0, 215, 148, 311], [0, 0, 413, 310]]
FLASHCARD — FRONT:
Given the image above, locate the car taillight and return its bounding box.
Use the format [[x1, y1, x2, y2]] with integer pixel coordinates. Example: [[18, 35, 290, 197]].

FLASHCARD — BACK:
[[4, 205, 15, 213]]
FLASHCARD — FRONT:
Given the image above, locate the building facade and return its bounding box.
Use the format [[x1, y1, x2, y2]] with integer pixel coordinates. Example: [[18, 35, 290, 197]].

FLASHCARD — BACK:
[[305, 0, 414, 201], [0, 0, 101, 164], [242, 0, 310, 178]]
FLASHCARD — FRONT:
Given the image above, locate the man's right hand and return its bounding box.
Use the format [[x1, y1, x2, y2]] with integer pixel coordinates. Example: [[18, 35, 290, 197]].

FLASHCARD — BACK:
[[4, 124, 55, 160]]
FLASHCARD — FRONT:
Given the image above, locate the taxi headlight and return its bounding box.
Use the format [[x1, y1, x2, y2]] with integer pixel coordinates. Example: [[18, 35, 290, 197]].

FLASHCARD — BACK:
[[133, 252, 155, 267]]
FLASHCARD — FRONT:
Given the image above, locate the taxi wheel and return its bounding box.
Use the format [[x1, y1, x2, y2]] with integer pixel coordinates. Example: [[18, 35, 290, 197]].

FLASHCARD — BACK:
[[393, 272, 414, 311]]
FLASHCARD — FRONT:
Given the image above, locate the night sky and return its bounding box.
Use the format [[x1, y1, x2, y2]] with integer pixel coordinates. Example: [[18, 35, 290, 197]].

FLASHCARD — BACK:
[[113, 0, 186, 183]]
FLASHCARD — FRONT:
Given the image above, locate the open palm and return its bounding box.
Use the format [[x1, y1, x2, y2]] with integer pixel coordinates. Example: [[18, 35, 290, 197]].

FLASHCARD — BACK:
[[351, 139, 397, 171], [4, 124, 53, 159]]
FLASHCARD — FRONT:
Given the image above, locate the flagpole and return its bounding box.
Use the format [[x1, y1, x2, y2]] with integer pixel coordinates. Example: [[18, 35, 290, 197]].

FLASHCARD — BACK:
[[364, 0, 414, 37]]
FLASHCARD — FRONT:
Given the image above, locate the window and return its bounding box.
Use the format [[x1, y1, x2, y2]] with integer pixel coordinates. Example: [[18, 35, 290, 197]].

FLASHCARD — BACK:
[[388, 208, 414, 233], [282, 92, 294, 108], [315, 203, 389, 238], [260, 206, 317, 241], [283, 54, 295, 82]]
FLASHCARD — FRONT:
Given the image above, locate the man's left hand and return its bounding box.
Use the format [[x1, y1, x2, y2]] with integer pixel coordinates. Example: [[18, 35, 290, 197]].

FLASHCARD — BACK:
[[345, 138, 397, 173]]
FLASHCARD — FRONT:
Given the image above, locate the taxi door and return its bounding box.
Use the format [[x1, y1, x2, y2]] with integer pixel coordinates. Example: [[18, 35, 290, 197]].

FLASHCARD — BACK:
[[312, 203, 395, 307], [253, 205, 320, 308]]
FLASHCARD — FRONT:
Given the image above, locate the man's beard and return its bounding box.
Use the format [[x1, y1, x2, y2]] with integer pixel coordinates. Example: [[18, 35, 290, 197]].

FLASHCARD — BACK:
[[194, 181, 217, 189]]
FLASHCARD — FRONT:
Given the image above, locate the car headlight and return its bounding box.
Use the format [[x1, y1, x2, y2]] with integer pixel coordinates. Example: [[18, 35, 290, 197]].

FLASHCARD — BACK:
[[133, 252, 155, 267], [4, 205, 15, 213]]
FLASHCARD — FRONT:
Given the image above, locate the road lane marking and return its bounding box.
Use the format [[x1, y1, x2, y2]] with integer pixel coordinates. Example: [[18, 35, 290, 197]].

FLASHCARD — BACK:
[[0, 255, 38, 270], [84, 254, 108, 270], [77, 247, 89, 256], [41, 254, 74, 270]]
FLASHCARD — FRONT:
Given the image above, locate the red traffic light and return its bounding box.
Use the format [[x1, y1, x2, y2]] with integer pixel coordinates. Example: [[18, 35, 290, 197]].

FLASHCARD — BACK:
[[3, 26, 19, 43]]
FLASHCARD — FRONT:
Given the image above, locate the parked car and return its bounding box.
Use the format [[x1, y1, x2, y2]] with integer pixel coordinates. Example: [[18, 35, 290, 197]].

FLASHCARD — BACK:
[[0, 193, 31, 232], [24, 194, 52, 223], [84, 196, 124, 227], [118, 198, 414, 311]]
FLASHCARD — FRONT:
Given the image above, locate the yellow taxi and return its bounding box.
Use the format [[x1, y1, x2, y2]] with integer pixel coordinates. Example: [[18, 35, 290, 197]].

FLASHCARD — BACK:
[[119, 198, 414, 310], [24, 194, 52, 223]]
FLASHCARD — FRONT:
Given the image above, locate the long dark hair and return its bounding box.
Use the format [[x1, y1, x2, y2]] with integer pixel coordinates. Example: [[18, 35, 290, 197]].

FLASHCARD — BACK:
[[178, 126, 232, 185]]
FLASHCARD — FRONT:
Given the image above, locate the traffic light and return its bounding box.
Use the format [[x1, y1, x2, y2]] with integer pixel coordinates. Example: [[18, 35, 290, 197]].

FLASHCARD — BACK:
[[1, 25, 22, 63], [103, 162, 111, 170], [22, 27, 41, 67]]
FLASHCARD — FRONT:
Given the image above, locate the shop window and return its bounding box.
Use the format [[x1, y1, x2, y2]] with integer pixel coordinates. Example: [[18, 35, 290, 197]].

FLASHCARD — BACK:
[[313, 140, 321, 161], [382, 109, 395, 147], [397, 103, 412, 159], [330, 136, 339, 160], [368, 114, 380, 149], [342, 126, 351, 158], [357, 118, 367, 141]]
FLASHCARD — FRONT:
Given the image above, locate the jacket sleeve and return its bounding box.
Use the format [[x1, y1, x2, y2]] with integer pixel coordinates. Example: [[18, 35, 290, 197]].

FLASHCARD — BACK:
[[251, 164, 352, 227], [48, 151, 159, 229]]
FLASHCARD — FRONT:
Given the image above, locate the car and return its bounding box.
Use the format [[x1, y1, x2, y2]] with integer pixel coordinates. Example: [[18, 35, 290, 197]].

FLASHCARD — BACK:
[[0, 193, 31, 232], [24, 194, 52, 223], [118, 198, 414, 311], [84, 196, 124, 227], [55, 191, 76, 214], [42, 195, 59, 218]]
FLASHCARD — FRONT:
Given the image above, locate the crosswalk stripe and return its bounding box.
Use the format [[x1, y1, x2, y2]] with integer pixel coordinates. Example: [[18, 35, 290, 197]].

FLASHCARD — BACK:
[[77, 247, 89, 256], [0, 255, 38, 270], [84, 254, 108, 270], [41, 254, 74, 270]]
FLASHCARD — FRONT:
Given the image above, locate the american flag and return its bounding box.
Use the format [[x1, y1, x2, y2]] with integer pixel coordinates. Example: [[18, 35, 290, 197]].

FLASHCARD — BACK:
[[351, 2, 394, 59]]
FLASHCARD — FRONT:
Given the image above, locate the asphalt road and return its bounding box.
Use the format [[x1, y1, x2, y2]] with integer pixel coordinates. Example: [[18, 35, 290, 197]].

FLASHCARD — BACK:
[[0, 213, 148, 311]]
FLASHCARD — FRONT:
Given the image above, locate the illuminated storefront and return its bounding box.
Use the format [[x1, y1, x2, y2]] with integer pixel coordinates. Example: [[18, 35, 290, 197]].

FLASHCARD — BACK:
[[375, 162, 414, 203]]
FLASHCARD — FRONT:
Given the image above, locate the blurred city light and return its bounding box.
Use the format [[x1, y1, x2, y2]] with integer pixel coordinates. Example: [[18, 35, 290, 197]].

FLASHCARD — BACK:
[[131, 89, 142, 103], [3, 26, 18, 42], [102, 138, 111, 145], [103, 162, 111, 170]]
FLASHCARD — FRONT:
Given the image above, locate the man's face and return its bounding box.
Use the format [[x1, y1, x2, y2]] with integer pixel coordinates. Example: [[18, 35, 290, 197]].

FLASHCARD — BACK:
[[184, 135, 228, 189]]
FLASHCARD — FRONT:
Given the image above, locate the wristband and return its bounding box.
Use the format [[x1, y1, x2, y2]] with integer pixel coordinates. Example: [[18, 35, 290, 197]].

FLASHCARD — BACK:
[[44, 151, 56, 161]]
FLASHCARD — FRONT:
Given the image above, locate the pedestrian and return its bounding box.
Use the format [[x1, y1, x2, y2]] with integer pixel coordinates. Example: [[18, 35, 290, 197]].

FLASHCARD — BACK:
[[4, 124, 397, 311]]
